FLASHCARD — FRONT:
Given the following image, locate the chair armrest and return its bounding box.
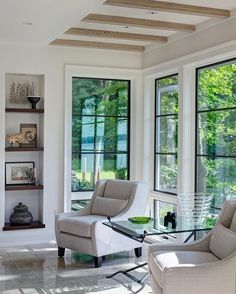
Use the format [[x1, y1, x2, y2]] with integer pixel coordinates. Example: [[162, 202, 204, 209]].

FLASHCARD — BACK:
[[163, 255, 236, 294], [148, 233, 211, 255]]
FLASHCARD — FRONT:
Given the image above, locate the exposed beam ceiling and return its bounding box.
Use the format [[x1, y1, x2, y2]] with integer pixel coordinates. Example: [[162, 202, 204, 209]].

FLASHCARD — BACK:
[[50, 39, 145, 52], [65, 28, 168, 43], [104, 0, 231, 18], [82, 14, 195, 32]]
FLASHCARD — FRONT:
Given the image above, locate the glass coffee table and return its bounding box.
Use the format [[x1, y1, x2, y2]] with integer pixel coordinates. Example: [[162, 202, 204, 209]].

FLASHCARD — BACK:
[[103, 216, 213, 287]]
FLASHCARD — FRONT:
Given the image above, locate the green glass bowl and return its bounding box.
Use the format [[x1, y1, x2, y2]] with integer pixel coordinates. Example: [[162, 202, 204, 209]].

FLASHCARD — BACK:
[[128, 217, 152, 224]]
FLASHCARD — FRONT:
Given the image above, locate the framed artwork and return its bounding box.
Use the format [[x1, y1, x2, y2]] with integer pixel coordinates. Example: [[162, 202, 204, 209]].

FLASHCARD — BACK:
[[20, 123, 37, 147], [5, 162, 35, 186]]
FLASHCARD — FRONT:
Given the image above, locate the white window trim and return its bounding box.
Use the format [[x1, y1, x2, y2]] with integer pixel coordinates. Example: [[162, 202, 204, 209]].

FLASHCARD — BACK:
[[64, 65, 143, 212]]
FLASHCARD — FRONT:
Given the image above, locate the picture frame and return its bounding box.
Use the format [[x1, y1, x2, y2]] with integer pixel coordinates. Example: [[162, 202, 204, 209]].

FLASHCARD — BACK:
[[5, 162, 35, 186], [20, 123, 37, 147]]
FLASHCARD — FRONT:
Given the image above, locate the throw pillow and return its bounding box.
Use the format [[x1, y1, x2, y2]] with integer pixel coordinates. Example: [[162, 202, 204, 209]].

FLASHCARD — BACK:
[[229, 210, 236, 233], [210, 223, 236, 259], [91, 196, 128, 217]]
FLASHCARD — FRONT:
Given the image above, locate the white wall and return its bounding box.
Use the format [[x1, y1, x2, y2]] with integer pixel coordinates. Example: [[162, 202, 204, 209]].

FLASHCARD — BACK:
[[0, 43, 142, 246]]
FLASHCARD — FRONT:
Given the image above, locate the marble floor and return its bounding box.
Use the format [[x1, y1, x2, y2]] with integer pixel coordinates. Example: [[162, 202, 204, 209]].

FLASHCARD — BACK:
[[0, 243, 152, 294]]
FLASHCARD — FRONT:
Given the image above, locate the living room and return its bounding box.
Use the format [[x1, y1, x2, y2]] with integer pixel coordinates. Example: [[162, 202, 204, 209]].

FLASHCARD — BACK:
[[0, 1, 236, 293]]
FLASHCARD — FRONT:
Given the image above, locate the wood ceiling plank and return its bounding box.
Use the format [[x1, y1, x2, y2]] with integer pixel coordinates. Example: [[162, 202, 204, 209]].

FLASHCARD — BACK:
[[104, 0, 230, 18], [50, 39, 145, 52], [82, 14, 195, 32], [65, 28, 168, 43]]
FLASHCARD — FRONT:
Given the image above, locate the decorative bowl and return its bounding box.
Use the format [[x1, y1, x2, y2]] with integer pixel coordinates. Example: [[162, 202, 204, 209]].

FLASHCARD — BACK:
[[128, 217, 152, 224], [27, 96, 41, 109]]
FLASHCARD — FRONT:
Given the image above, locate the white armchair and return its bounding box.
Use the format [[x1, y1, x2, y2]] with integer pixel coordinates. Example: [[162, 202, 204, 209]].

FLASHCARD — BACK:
[[148, 200, 236, 294], [55, 179, 147, 267]]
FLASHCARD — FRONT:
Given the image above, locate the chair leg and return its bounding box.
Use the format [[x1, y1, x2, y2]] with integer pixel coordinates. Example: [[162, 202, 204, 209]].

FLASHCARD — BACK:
[[134, 247, 142, 258], [58, 247, 65, 257], [94, 256, 102, 268]]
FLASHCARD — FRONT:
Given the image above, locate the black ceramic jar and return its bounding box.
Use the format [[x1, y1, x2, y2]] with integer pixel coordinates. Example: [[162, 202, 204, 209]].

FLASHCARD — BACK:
[[10, 202, 33, 225]]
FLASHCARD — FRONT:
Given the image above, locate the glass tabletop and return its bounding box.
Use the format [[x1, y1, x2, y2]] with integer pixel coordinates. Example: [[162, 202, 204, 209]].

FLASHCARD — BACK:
[[103, 217, 214, 240]]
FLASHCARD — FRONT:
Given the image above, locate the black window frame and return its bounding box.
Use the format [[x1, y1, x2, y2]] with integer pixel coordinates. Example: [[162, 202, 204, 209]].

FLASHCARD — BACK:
[[72, 77, 131, 192], [154, 73, 179, 196], [195, 57, 236, 208]]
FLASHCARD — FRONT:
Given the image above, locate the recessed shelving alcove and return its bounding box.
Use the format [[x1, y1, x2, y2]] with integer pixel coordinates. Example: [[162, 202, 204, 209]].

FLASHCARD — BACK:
[[3, 73, 45, 231]]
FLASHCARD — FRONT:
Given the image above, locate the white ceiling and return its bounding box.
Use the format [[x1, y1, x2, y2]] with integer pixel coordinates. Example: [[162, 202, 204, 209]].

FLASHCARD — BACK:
[[0, 0, 106, 45], [0, 0, 236, 49]]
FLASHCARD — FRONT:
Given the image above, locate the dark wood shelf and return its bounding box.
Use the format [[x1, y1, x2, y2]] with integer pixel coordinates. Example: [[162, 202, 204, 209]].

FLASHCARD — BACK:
[[6, 108, 44, 113], [5, 147, 44, 152], [3, 221, 45, 231], [5, 184, 44, 191]]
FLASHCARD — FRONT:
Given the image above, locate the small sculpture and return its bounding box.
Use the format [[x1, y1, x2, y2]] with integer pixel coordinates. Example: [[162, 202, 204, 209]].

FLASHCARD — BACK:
[[6, 133, 27, 147], [164, 211, 171, 227], [164, 211, 177, 229]]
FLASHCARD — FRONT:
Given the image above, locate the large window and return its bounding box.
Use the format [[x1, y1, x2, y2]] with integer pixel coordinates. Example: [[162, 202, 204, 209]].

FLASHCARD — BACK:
[[196, 59, 236, 208], [155, 74, 178, 194], [72, 78, 130, 192]]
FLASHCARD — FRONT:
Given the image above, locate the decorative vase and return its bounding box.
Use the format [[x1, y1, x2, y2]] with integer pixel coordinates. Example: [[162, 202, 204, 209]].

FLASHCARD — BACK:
[[178, 193, 213, 224], [27, 96, 40, 109], [10, 202, 33, 225]]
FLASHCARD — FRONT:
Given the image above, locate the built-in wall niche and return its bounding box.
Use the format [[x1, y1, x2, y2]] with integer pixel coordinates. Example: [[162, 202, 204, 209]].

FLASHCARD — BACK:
[[5, 73, 44, 109], [3, 73, 45, 231]]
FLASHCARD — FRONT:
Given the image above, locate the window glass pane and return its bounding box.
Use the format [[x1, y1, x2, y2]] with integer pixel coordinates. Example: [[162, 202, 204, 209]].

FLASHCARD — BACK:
[[96, 117, 128, 153], [72, 78, 129, 117], [198, 62, 236, 111], [196, 157, 236, 208], [198, 109, 236, 156], [72, 78, 130, 192], [156, 116, 178, 153], [155, 154, 178, 193], [156, 76, 178, 115], [72, 153, 128, 192], [72, 154, 95, 192]]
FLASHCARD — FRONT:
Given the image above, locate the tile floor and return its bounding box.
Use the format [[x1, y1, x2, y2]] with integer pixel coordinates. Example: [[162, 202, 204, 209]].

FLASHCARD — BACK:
[[0, 243, 152, 294]]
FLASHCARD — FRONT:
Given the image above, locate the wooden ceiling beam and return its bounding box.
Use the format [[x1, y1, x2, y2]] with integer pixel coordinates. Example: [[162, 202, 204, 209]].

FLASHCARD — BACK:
[[82, 14, 195, 32], [65, 27, 168, 43], [50, 39, 145, 52], [104, 0, 230, 18]]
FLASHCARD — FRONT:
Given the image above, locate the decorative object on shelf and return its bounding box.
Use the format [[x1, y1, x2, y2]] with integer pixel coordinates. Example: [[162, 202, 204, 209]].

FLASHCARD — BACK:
[[6, 133, 27, 147], [178, 192, 213, 224], [5, 161, 35, 186], [10, 202, 33, 225], [20, 123, 37, 147], [27, 96, 41, 109], [128, 217, 152, 224], [9, 81, 34, 104]]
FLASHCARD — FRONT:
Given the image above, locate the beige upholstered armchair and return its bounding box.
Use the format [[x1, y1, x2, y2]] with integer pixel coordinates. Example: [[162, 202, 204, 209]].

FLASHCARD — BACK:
[[148, 200, 236, 294], [55, 179, 147, 267]]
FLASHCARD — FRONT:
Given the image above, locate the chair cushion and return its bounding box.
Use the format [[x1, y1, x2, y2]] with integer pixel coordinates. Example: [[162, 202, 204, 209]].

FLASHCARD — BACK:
[[229, 210, 236, 233], [91, 196, 128, 217], [58, 215, 105, 238], [210, 223, 236, 259], [149, 250, 219, 288], [103, 180, 133, 200]]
